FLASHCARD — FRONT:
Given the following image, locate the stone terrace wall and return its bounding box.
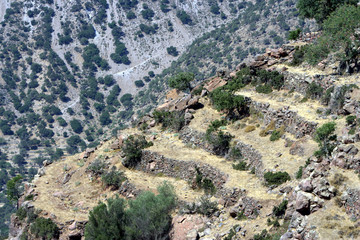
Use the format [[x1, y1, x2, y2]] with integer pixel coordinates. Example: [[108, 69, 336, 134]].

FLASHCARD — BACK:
[[250, 101, 318, 138], [180, 127, 265, 178], [137, 151, 246, 203], [139, 151, 226, 194], [282, 72, 337, 95], [232, 141, 264, 178]]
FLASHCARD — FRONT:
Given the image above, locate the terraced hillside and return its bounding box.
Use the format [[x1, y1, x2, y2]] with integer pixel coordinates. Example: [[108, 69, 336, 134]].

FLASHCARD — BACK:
[[9, 44, 360, 239], [0, 0, 318, 234]]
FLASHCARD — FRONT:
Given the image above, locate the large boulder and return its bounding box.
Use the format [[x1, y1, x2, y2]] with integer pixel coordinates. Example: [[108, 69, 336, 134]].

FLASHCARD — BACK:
[[204, 77, 227, 92], [295, 192, 311, 215]]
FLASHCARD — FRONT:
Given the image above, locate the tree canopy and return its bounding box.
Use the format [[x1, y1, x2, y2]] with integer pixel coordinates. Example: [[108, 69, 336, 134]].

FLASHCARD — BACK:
[[85, 182, 176, 240], [297, 0, 357, 23], [168, 72, 194, 91]]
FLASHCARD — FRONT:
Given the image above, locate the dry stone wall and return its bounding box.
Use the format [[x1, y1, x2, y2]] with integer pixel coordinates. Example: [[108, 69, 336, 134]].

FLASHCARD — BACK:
[[250, 101, 318, 138]]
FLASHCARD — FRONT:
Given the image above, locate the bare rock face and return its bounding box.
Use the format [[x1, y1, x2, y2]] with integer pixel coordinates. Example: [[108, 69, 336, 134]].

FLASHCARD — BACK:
[[8, 215, 24, 240], [295, 192, 311, 215], [156, 92, 200, 112], [299, 179, 313, 192], [204, 77, 227, 92], [289, 140, 306, 156], [170, 214, 206, 240]]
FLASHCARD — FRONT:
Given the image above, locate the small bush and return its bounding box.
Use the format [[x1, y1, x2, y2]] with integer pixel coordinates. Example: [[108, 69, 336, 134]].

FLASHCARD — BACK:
[[306, 82, 323, 99], [348, 127, 356, 135], [232, 161, 248, 171], [122, 135, 153, 168], [256, 84, 272, 94], [236, 210, 247, 220], [30, 217, 59, 240], [194, 167, 216, 195], [205, 130, 233, 156], [290, 46, 306, 66], [87, 159, 108, 176], [295, 166, 303, 179], [184, 196, 218, 217], [101, 166, 127, 189], [272, 200, 288, 217], [153, 110, 185, 131], [346, 115, 356, 125], [288, 28, 301, 40], [134, 80, 145, 88], [16, 207, 27, 220], [270, 130, 282, 141], [264, 171, 290, 187], [259, 121, 276, 137], [244, 125, 256, 132]]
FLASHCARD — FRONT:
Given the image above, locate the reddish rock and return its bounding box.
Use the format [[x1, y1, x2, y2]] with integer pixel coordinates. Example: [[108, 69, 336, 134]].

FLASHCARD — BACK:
[[204, 77, 227, 92], [170, 214, 206, 240], [249, 60, 267, 68], [267, 59, 278, 66], [255, 55, 265, 61], [166, 89, 180, 100]]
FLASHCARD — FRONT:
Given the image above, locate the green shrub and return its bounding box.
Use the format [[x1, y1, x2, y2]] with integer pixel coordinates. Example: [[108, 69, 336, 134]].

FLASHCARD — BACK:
[[168, 72, 194, 91], [16, 207, 27, 220], [256, 84, 272, 94], [167, 46, 179, 57], [205, 129, 233, 156], [232, 161, 248, 171], [87, 159, 108, 176], [30, 217, 59, 240], [85, 182, 177, 240], [346, 115, 356, 125], [264, 171, 291, 187], [101, 166, 127, 189], [194, 167, 216, 195], [272, 200, 288, 217], [236, 210, 247, 220], [135, 80, 145, 88], [122, 135, 153, 168], [296, 166, 303, 179], [224, 225, 240, 240], [270, 130, 282, 141], [185, 195, 218, 217], [297, 0, 357, 23], [348, 127, 356, 135], [25, 194, 34, 201], [314, 122, 337, 157], [306, 82, 323, 99], [288, 28, 301, 40], [197, 196, 218, 216], [85, 196, 126, 239], [153, 110, 185, 131], [210, 88, 248, 120], [290, 46, 306, 66], [176, 10, 192, 25]]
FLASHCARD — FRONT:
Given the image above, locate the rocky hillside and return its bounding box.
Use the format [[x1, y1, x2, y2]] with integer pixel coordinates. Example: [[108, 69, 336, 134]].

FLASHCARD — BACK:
[[0, 0, 316, 234], [8, 41, 360, 239]]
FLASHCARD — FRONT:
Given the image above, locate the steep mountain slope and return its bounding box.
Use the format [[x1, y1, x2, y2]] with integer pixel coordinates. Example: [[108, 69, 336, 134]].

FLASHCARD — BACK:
[[0, 0, 318, 236], [8, 43, 360, 239]]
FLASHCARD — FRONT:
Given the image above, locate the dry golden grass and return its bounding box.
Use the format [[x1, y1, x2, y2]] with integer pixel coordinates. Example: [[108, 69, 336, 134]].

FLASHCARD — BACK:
[[235, 88, 330, 125], [337, 73, 360, 87], [275, 63, 335, 76], [188, 100, 318, 176], [146, 131, 278, 200], [32, 138, 202, 223]]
